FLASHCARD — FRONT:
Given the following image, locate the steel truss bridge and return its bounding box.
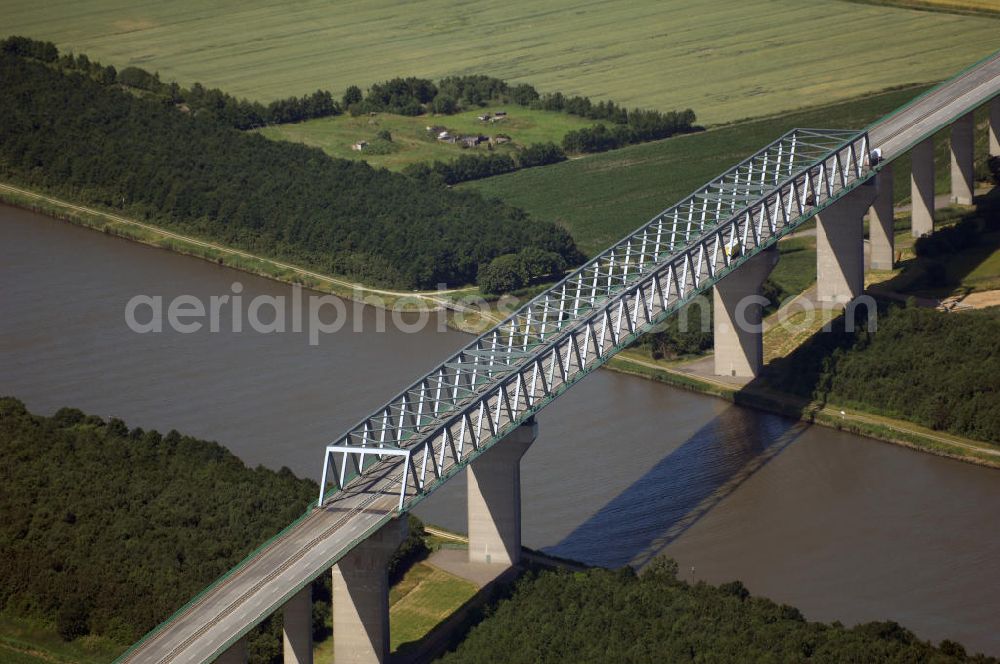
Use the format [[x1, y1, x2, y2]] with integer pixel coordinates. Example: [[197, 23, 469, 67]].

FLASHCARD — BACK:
[[319, 128, 871, 512], [118, 49, 1000, 664]]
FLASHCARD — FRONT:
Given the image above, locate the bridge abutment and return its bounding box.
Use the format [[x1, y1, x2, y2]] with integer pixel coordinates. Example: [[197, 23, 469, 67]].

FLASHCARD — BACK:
[[950, 112, 975, 205], [332, 518, 407, 664], [214, 638, 247, 664], [990, 97, 1000, 157], [712, 245, 778, 378], [910, 137, 935, 237], [467, 420, 536, 566], [282, 585, 312, 664], [868, 165, 895, 271], [817, 182, 877, 306]]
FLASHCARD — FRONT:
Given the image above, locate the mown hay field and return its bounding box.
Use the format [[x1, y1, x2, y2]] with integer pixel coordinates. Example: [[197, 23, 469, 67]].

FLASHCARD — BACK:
[[4, 0, 998, 124]]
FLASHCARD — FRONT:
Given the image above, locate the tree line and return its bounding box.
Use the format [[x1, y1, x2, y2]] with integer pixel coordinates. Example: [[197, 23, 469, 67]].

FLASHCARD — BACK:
[[0, 50, 582, 289], [561, 108, 699, 153], [442, 558, 994, 663], [403, 142, 567, 186], [0, 36, 340, 129]]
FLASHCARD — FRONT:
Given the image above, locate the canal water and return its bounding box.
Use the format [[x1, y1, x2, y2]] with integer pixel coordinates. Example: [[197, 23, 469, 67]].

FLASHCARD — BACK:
[[2, 205, 998, 655]]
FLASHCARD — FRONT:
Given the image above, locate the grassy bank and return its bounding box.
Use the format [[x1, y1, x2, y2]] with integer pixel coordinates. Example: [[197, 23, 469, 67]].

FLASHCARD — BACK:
[[0, 182, 499, 324], [608, 351, 1000, 468], [4, 1, 996, 124]]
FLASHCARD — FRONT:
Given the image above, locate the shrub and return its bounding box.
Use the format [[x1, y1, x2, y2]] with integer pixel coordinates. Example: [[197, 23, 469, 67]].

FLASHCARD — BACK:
[[479, 254, 525, 294]]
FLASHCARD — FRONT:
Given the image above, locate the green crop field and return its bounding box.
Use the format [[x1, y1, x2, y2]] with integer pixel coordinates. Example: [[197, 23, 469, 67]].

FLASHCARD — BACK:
[[258, 107, 594, 171], [4, 0, 997, 125], [462, 84, 983, 257]]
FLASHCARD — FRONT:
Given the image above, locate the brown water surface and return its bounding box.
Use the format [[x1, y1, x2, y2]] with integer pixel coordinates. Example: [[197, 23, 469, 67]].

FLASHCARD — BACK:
[[1, 206, 997, 655]]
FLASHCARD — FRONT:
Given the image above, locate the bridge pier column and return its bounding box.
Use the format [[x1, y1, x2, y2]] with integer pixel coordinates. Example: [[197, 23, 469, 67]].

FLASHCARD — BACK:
[[467, 420, 536, 566], [817, 182, 877, 306], [989, 97, 1000, 157], [282, 585, 312, 664], [332, 518, 407, 664], [910, 137, 935, 237], [712, 245, 778, 378], [215, 638, 247, 664], [868, 165, 895, 271], [950, 112, 975, 205]]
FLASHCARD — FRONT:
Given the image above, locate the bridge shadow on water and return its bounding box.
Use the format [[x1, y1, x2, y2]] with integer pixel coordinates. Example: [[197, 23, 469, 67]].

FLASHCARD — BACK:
[[543, 403, 808, 570]]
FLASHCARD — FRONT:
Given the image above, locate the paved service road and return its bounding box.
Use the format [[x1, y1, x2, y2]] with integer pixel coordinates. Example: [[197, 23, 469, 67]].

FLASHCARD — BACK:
[[117, 49, 1000, 664]]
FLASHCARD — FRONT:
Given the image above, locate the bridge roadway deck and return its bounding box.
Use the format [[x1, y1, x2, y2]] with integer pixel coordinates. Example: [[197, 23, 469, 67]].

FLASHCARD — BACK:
[[119, 461, 402, 663], [118, 50, 1000, 664], [871, 50, 1000, 160]]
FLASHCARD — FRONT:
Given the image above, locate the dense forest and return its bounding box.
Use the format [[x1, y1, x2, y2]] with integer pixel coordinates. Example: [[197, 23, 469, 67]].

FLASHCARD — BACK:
[[762, 304, 1000, 443], [0, 397, 315, 660], [0, 50, 582, 289], [440, 560, 996, 663], [0, 397, 425, 663]]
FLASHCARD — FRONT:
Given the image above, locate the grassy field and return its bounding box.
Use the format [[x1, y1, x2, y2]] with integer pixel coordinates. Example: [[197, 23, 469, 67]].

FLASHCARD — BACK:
[[388, 563, 477, 651], [4, 0, 997, 125], [311, 561, 478, 660], [464, 86, 938, 256], [259, 107, 594, 171], [771, 235, 818, 303], [608, 351, 1000, 467], [0, 616, 121, 664], [873, 203, 1000, 298]]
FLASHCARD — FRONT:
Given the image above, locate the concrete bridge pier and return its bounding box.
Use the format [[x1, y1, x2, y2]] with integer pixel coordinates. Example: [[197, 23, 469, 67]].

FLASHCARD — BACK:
[[990, 96, 1000, 157], [868, 165, 895, 271], [950, 112, 975, 205], [910, 137, 935, 237], [467, 420, 536, 566], [712, 245, 778, 378], [332, 518, 408, 664], [282, 585, 312, 664], [214, 638, 247, 664], [817, 182, 877, 306]]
